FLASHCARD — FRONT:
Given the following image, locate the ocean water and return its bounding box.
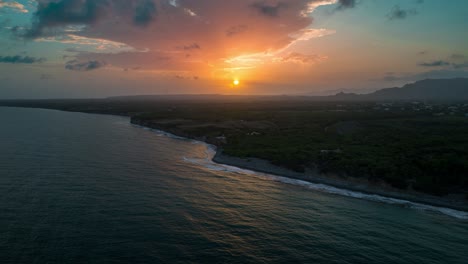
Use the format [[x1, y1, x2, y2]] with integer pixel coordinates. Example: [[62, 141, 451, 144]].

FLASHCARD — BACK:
[[0, 107, 467, 264]]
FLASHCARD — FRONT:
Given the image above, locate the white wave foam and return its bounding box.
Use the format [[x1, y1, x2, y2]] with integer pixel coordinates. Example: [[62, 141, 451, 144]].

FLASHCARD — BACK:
[[133, 123, 468, 220], [132, 124, 187, 140], [183, 147, 468, 220]]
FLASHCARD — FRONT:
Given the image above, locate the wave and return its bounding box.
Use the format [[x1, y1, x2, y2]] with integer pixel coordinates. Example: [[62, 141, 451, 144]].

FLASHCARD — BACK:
[[183, 145, 468, 220], [133, 123, 468, 220], [132, 124, 188, 140]]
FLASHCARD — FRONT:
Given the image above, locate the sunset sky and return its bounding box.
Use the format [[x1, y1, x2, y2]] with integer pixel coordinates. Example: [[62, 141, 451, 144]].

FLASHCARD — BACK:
[[0, 0, 467, 98]]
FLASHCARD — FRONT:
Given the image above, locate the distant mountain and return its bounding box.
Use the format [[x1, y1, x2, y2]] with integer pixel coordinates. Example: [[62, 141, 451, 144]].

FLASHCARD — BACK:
[[331, 78, 468, 101]]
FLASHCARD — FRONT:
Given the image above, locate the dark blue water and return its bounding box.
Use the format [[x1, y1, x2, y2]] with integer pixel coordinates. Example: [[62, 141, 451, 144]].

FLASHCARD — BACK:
[[0, 107, 467, 263]]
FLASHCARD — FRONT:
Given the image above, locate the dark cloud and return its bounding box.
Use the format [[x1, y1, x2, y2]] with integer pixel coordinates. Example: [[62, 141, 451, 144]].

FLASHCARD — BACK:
[[251, 1, 287, 17], [387, 5, 418, 20], [0, 55, 45, 64], [418, 56, 468, 69], [452, 62, 468, 69], [381, 69, 468, 82], [65, 60, 105, 71], [134, 0, 157, 27], [25, 0, 161, 37], [174, 74, 199, 80], [177, 43, 201, 51], [9, 25, 22, 35], [419, 60, 450, 67], [27, 0, 111, 38], [336, 0, 357, 10], [226, 25, 249, 37]]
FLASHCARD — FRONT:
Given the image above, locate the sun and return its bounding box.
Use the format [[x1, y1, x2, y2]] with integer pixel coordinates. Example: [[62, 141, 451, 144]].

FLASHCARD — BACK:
[[233, 79, 240, 86]]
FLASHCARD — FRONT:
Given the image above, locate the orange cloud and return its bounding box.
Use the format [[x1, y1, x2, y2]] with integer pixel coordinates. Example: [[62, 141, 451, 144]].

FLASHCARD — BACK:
[[28, 0, 340, 77]]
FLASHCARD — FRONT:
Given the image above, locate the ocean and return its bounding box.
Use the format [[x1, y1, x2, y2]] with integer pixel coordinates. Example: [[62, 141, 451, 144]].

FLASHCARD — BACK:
[[0, 107, 467, 263]]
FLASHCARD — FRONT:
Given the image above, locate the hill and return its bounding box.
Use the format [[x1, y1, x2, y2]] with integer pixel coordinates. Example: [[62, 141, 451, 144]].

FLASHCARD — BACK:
[[331, 78, 468, 101], [106, 78, 468, 102]]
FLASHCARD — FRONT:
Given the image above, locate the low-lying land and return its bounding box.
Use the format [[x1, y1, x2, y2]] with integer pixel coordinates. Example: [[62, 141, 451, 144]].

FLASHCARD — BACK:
[[2, 96, 468, 209]]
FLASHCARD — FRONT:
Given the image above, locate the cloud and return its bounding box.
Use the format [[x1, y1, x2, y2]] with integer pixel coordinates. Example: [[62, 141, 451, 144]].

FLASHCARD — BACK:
[[419, 60, 450, 67], [134, 0, 158, 27], [387, 5, 418, 20], [452, 62, 468, 69], [36, 34, 136, 53], [177, 43, 201, 51], [65, 60, 106, 71], [380, 69, 468, 83], [174, 74, 199, 80], [418, 56, 468, 70], [336, 0, 356, 10], [26, 0, 110, 37], [226, 25, 249, 37], [0, 55, 45, 64], [279, 52, 327, 64], [0, 0, 28, 13], [23, 0, 343, 72], [251, 1, 288, 17], [291, 28, 336, 41]]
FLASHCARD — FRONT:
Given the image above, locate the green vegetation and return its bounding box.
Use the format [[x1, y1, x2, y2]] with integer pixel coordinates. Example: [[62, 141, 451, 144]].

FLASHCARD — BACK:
[[2, 97, 468, 197], [131, 100, 468, 197]]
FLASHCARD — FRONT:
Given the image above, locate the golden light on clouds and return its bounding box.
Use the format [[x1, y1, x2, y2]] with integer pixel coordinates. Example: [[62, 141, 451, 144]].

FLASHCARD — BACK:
[[23, 0, 341, 94]]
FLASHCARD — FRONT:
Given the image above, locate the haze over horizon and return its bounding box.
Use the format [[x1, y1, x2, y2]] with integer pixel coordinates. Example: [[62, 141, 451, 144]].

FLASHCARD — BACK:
[[1, 2, 468, 262], [1, 0, 467, 98]]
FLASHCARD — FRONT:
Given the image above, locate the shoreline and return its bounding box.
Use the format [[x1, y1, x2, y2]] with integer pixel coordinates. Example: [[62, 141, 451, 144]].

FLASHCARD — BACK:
[[1, 106, 467, 214], [130, 118, 468, 213], [212, 150, 468, 213]]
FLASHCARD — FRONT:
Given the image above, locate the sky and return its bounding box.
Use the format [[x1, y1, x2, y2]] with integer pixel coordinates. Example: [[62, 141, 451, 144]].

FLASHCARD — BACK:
[[0, 0, 467, 98]]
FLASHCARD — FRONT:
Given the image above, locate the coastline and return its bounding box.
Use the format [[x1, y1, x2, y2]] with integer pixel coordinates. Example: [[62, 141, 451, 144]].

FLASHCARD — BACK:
[[1, 106, 467, 214], [130, 118, 468, 213], [213, 150, 468, 213]]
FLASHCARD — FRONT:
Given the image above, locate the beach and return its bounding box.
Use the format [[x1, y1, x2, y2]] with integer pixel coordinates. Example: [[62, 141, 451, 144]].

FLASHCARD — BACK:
[[130, 117, 468, 215]]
